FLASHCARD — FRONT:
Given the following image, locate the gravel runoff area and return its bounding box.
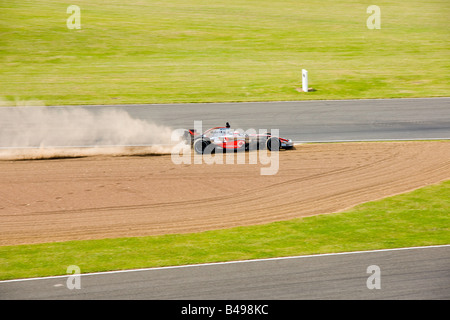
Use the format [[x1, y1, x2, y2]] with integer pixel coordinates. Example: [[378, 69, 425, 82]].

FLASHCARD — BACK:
[[0, 141, 449, 246]]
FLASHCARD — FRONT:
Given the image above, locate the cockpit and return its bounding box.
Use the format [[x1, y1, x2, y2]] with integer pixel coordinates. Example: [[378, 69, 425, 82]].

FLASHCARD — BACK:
[[204, 128, 236, 138]]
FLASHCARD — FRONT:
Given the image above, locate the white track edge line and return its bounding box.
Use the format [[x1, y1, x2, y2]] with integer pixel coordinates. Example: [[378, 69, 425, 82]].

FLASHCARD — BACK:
[[1, 244, 449, 283], [1, 138, 449, 150]]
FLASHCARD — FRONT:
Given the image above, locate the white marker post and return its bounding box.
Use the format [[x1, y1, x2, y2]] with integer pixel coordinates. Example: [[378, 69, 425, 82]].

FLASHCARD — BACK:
[[302, 69, 308, 92]]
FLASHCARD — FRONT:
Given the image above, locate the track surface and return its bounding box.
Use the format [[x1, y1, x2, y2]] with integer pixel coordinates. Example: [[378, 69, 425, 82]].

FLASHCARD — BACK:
[[58, 97, 450, 142], [0, 140, 449, 246], [1, 98, 449, 147], [1, 246, 449, 300]]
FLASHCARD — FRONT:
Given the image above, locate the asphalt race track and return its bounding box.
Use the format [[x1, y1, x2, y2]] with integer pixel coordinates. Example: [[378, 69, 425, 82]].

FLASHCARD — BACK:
[[0, 97, 449, 147], [1, 246, 449, 300], [111, 97, 450, 142], [68, 97, 450, 142]]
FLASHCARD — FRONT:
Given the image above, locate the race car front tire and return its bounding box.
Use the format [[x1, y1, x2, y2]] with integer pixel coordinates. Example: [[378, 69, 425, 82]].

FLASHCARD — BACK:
[[266, 137, 280, 151]]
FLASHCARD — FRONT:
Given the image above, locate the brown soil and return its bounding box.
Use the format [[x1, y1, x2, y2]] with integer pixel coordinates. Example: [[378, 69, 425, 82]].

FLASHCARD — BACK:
[[0, 141, 449, 246]]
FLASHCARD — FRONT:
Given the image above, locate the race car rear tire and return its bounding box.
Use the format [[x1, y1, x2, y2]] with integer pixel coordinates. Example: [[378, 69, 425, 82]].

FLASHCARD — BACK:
[[266, 137, 280, 151], [194, 138, 214, 154]]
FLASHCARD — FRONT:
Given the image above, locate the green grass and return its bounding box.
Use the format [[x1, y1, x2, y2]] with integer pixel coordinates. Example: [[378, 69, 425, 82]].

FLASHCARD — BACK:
[[1, 180, 448, 281], [0, 0, 449, 106]]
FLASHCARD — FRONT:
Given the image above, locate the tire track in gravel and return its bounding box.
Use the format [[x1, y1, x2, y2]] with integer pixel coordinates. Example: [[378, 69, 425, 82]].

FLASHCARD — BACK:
[[0, 141, 449, 245]]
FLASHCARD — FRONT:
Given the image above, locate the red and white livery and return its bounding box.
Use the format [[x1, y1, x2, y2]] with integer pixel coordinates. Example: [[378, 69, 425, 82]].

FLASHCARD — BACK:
[[183, 123, 294, 154]]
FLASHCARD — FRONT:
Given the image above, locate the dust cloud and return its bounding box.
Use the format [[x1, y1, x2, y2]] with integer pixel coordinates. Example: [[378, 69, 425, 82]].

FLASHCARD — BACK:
[[0, 100, 177, 160]]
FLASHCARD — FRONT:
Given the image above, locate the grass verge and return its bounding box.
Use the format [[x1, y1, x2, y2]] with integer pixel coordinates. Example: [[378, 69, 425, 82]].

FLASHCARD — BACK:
[[1, 0, 449, 106], [0, 180, 448, 281]]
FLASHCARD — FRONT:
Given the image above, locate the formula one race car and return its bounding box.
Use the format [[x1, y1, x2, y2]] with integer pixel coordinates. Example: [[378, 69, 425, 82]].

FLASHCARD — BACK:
[[183, 122, 294, 154]]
